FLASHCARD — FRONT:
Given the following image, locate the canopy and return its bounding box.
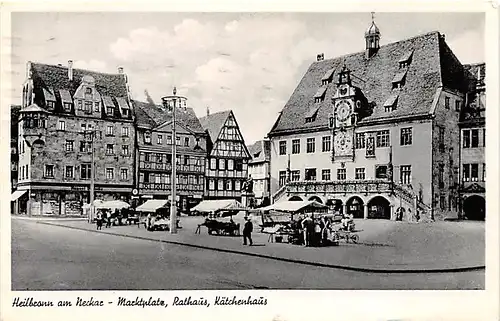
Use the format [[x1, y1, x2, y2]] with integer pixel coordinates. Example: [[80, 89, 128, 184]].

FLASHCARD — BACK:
[[95, 200, 130, 210], [83, 200, 105, 208], [191, 199, 245, 213], [136, 200, 169, 212], [11, 190, 27, 201], [259, 200, 327, 213]]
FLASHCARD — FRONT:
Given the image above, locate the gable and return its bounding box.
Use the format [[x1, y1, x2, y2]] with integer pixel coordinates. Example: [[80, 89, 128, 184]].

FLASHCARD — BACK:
[[155, 120, 195, 135], [210, 111, 251, 159]]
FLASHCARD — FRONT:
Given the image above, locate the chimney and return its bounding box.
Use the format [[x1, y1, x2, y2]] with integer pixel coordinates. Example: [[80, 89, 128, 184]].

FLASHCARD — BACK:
[[317, 53, 324, 62], [118, 66, 124, 74], [206, 106, 210, 116], [68, 60, 73, 81]]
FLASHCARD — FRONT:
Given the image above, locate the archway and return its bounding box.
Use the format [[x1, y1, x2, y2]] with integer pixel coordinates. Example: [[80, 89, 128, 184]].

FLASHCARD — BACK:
[[326, 199, 343, 214], [367, 196, 391, 219], [288, 196, 303, 202], [463, 195, 485, 221], [346, 196, 364, 219], [308, 196, 323, 204]]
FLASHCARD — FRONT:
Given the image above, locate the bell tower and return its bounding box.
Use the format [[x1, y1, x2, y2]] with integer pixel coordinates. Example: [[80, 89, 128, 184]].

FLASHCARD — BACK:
[[365, 12, 380, 59]]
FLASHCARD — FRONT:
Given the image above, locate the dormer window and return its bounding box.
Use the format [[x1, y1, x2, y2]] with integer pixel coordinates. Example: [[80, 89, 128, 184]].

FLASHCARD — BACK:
[[47, 101, 55, 108], [384, 93, 399, 112], [77, 100, 83, 110], [321, 68, 334, 85], [106, 106, 114, 115], [63, 102, 72, 111], [305, 106, 320, 123], [43, 88, 56, 109], [85, 88, 92, 95], [116, 97, 130, 118], [122, 108, 130, 117], [398, 50, 413, 68], [144, 132, 152, 144], [314, 86, 327, 103], [392, 70, 407, 89], [94, 102, 100, 112], [84, 101, 92, 114]]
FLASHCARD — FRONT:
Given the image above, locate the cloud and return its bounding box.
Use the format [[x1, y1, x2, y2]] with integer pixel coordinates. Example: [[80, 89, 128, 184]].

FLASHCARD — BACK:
[[447, 30, 485, 64], [73, 59, 110, 72], [108, 17, 338, 143]]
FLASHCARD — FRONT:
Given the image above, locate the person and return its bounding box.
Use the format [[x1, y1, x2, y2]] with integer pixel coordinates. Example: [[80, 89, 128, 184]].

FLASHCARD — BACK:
[[243, 215, 253, 246], [96, 210, 103, 230], [105, 210, 112, 228], [301, 214, 313, 247]]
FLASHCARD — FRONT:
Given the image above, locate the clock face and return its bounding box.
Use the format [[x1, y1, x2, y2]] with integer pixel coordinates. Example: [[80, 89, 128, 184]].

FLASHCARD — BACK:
[[336, 100, 352, 122], [334, 131, 353, 156]]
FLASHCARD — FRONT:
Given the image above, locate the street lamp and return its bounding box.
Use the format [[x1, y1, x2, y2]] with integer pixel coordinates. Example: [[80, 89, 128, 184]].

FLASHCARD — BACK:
[[161, 87, 187, 234]]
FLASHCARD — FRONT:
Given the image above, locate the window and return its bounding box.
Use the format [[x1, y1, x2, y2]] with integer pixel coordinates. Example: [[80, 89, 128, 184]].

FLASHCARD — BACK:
[[144, 132, 151, 144], [64, 102, 72, 111], [228, 159, 234, 170], [184, 137, 189, 147], [122, 108, 129, 117], [322, 136, 331, 152], [65, 140, 74, 152], [176, 136, 181, 146], [46, 101, 55, 108], [209, 179, 215, 190], [291, 170, 300, 181], [400, 127, 412, 146], [439, 164, 445, 187], [279, 171, 287, 187], [355, 168, 365, 180], [445, 96, 450, 109], [355, 133, 365, 149], [85, 88, 92, 95], [122, 145, 129, 156], [94, 102, 100, 112], [463, 130, 470, 148], [157, 135, 163, 144], [210, 158, 217, 170], [337, 168, 346, 180], [167, 135, 172, 144], [235, 160, 243, 171], [306, 138, 315, 153], [470, 164, 479, 182], [376, 130, 390, 147], [400, 165, 412, 185], [279, 141, 287, 155], [106, 144, 114, 155], [322, 169, 331, 181], [440, 195, 446, 210], [106, 106, 114, 115], [471, 129, 479, 147], [462, 164, 470, 182], [106, 126, 114, 136], [44, 165, 54, 178], [85, 101, 92, 113], [225, 180, 232, 191], [57, 120, 66, 131], [292, 139, 300, 154], [305, 168, 317, 181], [122, 127, 129, 137], [438, 127, 445, 152], [80, 141, 91, 153], [184, 155, 189, 166], [219, 159, 226, 170], [155, 175, 161, 184], [235, 180, 241, 191], [455, 100, 461, 112], [144, 152, 150, 162], [218, 180, 224, 191], [118, 168, 128, 181], [65, 166, 74, 178], [78, 100, 83, 110], [106, 168, 114, 180], [375, 165, 388, 179], [483, 163, 486, 181]]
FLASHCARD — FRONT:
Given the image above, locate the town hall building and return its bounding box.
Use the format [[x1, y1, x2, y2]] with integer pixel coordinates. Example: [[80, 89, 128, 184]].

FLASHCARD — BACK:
[[268, 19, 483, 221]]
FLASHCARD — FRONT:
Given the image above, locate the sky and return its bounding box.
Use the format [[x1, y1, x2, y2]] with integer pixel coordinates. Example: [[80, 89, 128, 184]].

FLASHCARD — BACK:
[[10, 12, 484, 144]]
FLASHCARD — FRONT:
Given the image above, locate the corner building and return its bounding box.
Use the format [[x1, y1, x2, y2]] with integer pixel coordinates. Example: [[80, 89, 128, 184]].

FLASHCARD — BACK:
[[17, 61, 135, 216], [269, 22, 478, 221], [133, 100, 207, 213]]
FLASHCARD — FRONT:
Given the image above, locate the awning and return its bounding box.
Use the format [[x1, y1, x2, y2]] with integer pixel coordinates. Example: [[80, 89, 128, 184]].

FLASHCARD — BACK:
[[95, 200, 130, 210], [259, 200, 327, 213], [11, 190, 27, 201], [191, 199, 245, 213], [136, 200, 169, 212]]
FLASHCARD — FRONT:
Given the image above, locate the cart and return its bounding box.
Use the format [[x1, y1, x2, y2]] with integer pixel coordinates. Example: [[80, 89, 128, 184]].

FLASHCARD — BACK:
[[192, 200, 246, 236], [332, 228, 360, 243], [204, 219, 240, 236]]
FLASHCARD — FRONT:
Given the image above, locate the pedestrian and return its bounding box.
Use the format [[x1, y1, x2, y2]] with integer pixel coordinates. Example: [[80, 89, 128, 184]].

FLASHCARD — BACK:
[[105, 210, 112, 228], [301, 214, 313, 247], [243, 215, 253, 246], [96, 210, 103, 230]]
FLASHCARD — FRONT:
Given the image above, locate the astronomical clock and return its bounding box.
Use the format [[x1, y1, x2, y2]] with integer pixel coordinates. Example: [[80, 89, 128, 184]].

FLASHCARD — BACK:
[[329, 65, 370, 161]]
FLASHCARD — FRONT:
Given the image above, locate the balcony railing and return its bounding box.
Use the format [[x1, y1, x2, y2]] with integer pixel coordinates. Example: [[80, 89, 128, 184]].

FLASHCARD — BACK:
[[138, 182, 204, 192], [285, 180, 393, 195], [139, 161, 203, 173]]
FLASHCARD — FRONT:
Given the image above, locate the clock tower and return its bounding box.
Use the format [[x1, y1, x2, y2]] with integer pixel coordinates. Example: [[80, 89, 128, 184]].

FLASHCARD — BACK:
[[330, 65, 370, 161]]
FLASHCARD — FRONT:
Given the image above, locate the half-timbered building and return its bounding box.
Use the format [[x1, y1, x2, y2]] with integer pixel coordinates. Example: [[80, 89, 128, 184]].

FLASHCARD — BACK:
[[199, 110, 251, 200]]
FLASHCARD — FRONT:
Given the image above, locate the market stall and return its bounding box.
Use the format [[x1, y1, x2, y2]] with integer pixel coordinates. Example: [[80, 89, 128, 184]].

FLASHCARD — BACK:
[[192, 200, 245, 236], [93, 200, 131, 225], [135, 200, 180, 231]]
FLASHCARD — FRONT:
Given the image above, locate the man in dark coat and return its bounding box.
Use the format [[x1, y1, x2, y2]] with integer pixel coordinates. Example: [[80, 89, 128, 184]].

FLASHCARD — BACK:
[[243, 215, 253, 246]]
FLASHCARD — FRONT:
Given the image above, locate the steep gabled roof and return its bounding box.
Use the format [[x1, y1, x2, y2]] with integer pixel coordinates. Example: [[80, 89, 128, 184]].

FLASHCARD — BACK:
[[133, 100, 205, 134], [199, 110, 231, 142], [248, 140, 271, 164], [269, 31, 471, 136], [31, 63, 128, 98]]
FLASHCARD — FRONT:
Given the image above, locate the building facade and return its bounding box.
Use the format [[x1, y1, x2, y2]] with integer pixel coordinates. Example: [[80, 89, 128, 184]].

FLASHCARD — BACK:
[[247, 139, 273, 206], [134, 100, 208, 213], [199, 110, 251, 201], [16, 61, 135, 216], [269, 21, 475, 221], [458, 63, 486, 220], [11, 105, 21, 192]]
